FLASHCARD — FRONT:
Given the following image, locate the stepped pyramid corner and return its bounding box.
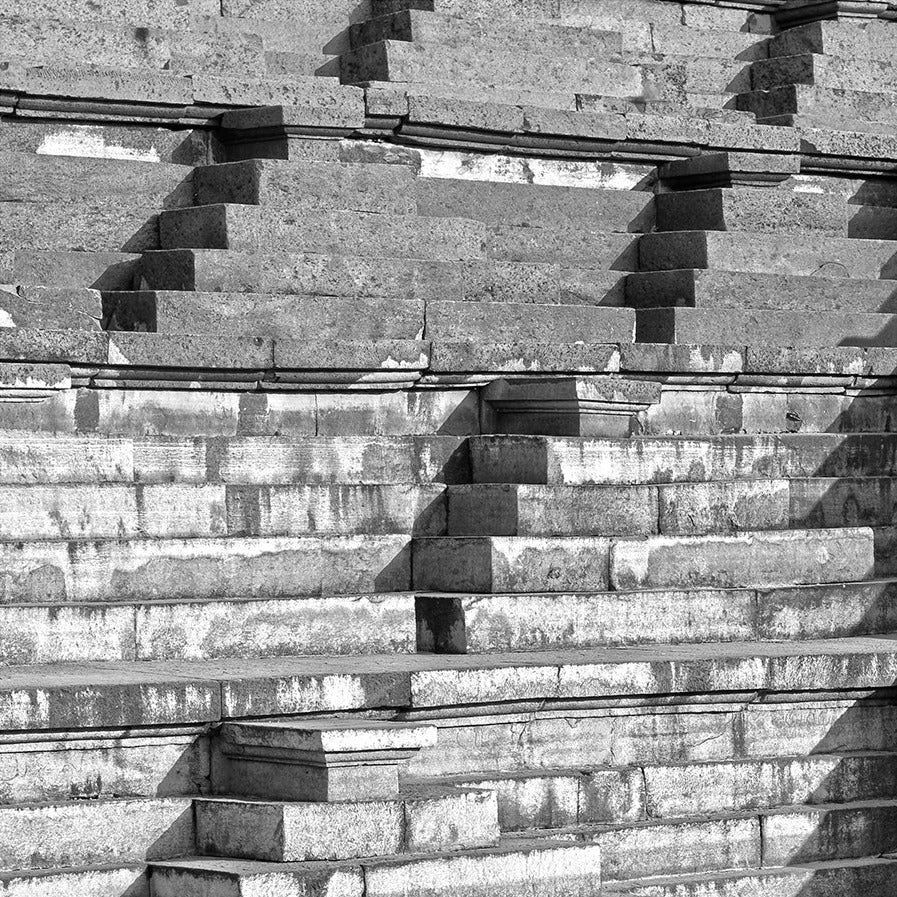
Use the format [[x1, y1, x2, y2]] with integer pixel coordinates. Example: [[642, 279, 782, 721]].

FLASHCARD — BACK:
[[3, 0, 897, 893]]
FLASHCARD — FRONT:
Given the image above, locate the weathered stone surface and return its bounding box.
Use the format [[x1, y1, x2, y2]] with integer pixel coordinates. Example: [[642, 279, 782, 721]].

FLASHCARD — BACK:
[[610, 527, 874, 590]]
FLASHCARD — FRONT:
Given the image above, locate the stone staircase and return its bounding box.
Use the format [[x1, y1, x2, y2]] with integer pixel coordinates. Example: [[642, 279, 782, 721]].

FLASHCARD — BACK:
[[4, 0, 897, 894]]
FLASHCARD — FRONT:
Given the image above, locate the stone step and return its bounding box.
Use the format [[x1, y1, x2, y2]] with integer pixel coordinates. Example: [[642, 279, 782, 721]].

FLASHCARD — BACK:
[[0, 285, 103, 330], [416, 177, 654, 231], [104, 290, 425, 340], [137, 249, 630, 304], [485, 224, 639, 267], [0, 16, 265, 74], [0, 150, 192, 207], [195, 789, 499, 862], [341, 39, 644, 97], [0, 0, 218, 27], [0, 593, 420, 664], [0, 534, 412, 603], [604, 858, 897, 896], [738, 84, 897, 129], [468, 434, 897, 486], [416, 578, 897, 652], [0, 866, 149, 897], [645, 23, 768, 60], [655, 188, 845, 235], [446, 478, 897, 538], [425, 301, 635, 343], [350, 9, 624, 56], [770, 20, 896, 64], [159, 205, 486, 261], [412, 527, 873, 592], [635, 307, 897, 347], [193, 159, 416, 213], [6, 637, 897, 732], [626, 269, 897, 312], [417, 751, 897, 832], [0, 201, 159, 252], [152, 841, 603, 897], [637, 230, 897, 279], [0, 482, 446, 541], [0, 434, 466, 485], [0, 797, 193, 871], [1, 249, 140, 290], [752, 54, 897, 95]]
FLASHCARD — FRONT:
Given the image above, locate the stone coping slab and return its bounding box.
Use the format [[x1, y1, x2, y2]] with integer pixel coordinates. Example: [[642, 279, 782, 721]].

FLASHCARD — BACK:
[[5, 635, 897, 730]]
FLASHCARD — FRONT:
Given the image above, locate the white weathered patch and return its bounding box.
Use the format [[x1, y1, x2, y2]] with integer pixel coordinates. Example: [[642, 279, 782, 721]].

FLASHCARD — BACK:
[[418, 147, 650, 189], [37, 127, 161, 163], [0, 310, 15, 328]]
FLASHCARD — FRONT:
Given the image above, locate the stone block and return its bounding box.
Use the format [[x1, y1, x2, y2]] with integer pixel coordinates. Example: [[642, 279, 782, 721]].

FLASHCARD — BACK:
[[610, 527, 874, 590], [403, 788, 500, 852], [657, 480, 791, 535], [413, 536, 612, 592]]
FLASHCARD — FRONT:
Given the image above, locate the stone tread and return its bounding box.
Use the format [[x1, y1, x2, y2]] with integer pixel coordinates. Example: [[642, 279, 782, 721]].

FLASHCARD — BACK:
[[6, 636, 897, 730]]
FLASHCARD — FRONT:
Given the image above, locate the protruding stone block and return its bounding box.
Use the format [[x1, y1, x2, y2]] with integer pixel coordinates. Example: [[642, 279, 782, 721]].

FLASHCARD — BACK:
[[660, 152, 800, 189], [214, 718, 437, 801]]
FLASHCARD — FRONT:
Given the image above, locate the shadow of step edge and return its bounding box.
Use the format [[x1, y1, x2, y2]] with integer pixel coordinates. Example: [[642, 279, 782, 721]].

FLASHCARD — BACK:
[[602, 857, 897, 896], [150, 841, 603, 897], [415, 578, 897, 653], [193, 788, 499, 862], [411, 527, 874, 593], [213, 718, 437, 802]]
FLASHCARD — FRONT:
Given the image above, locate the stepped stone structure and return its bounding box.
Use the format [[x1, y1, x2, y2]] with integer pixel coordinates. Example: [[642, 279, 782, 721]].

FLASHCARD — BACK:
[[5, 0, 897, 893]]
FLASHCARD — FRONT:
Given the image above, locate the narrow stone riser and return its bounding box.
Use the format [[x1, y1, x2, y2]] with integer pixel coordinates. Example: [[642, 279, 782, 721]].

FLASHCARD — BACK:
[[637, 231, 897, 279], [0, 151, 192, 208], [752, 54, 897, 96], [446, 480, 897, 537], [137, 249, 633, 304], [0, 204, 160, 253], [609, 862, 897, 897], [0, 798, 194, 872], [0, 593, 419, 664], [416, 579, 897, 653], [644, 390, 897, 438], [415, 177, 655, 233], [636, 307, 897, 348], [2, 249, 140, 290], [0, 484, 446, 541], [193, 159, 417, 214], [0, 435, 468, 486], [194, 790, 500, 862], [625, 269, 897, 313], [469, 435, 897, 488], [2, 866, 150, 897], [412, 527, 873, 593], [426, 753, 897, 834], [151, 843, 604, 897], [0, 535, 411, 603]]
